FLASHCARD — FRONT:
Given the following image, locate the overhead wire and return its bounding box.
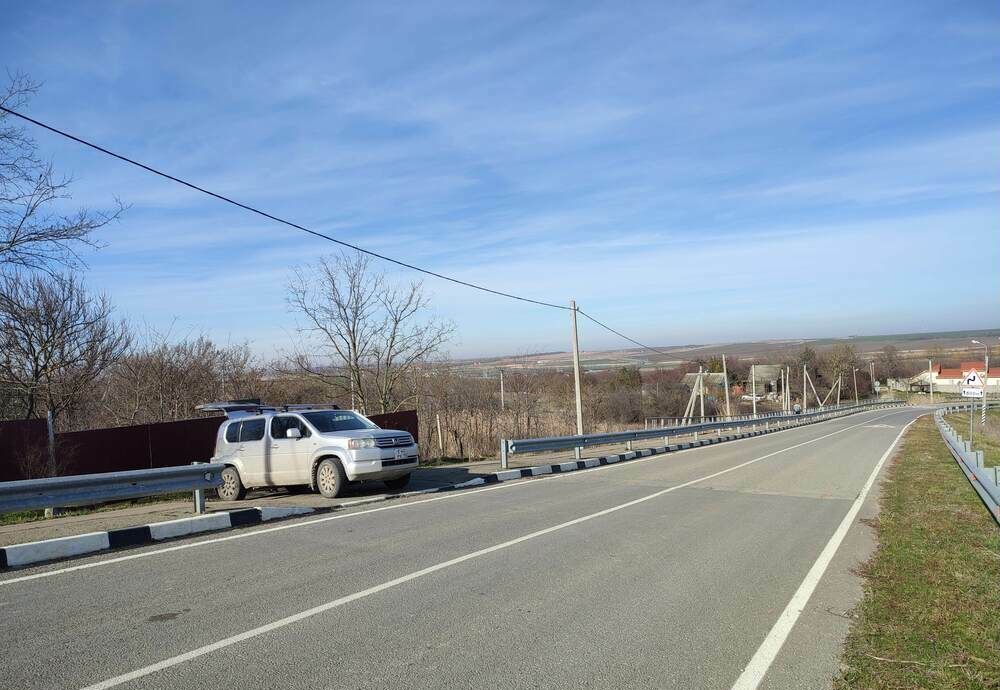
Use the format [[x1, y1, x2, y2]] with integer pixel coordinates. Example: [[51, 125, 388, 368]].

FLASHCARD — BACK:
[[0, 105, 673, 357]]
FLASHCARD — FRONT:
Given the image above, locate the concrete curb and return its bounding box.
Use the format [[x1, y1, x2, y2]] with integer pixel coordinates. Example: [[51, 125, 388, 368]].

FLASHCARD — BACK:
[[0, 505, 315, 569], [1, 406, 897, 570]]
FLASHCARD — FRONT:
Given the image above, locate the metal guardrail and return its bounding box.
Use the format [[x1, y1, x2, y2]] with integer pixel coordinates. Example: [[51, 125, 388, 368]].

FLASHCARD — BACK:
[[934, 403, 1000, 524], [0, 463, 225, 515], [500, 401, 905, 467], [644, 410, 792, 428]]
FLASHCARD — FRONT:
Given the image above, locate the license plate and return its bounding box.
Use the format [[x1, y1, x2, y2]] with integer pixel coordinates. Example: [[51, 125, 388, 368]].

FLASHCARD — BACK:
[[394, 448, 408, 460]]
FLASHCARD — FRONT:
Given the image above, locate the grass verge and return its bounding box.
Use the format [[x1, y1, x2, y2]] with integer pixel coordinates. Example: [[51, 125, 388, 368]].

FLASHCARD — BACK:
[[835, 415, 1000, 689], [945, 408, 1000, 468]]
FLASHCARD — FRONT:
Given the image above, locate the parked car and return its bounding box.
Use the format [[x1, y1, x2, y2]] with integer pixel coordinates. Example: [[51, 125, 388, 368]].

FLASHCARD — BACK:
[[200, 404, 419, 501]]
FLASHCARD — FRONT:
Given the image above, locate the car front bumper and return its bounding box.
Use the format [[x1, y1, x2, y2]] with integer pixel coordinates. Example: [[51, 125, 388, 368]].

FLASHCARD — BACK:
[[344, 446, 419, 480]]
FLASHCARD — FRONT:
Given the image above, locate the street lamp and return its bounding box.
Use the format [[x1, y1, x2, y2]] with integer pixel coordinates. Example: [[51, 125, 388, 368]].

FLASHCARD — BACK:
[[972, 339, 990, 390]]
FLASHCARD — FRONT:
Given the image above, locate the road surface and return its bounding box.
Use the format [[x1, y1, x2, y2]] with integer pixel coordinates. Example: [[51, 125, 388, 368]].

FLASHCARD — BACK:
[[0, 406, 923, 690]]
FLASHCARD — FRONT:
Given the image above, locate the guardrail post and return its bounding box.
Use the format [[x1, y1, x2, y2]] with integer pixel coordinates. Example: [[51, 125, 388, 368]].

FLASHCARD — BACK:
[[625, 440, 633, 451], [192, 462, 206, 514], [500, 439, 509, 470], [976, 450, 985, 469]]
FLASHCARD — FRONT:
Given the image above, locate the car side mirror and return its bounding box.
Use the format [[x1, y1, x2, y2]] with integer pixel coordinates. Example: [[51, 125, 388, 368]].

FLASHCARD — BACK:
[[286, 428, 302, 439]]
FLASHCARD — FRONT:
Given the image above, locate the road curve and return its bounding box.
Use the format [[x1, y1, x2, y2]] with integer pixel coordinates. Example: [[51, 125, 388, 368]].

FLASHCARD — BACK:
[[0, 406, 924, 690]]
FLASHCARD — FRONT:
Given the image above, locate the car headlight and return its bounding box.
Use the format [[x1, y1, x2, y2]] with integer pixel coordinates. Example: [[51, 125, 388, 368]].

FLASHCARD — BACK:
[[348, 438, 376, 449]]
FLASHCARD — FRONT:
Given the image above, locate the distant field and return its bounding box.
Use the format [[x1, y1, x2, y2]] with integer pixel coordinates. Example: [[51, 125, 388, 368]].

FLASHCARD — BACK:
[[455, 328, 1000, 375]]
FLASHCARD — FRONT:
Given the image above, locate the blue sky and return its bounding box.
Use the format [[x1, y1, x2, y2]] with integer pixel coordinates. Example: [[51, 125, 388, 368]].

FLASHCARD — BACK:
[[2, 1, 998, 358]]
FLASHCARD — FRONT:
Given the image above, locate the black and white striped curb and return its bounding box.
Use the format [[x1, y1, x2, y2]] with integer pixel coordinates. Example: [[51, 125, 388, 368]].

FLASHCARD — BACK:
[[448, 424, 784, 489], [0, 506, 314, 570], [440, 405, 899, 490], [1, 407, 893, 570]]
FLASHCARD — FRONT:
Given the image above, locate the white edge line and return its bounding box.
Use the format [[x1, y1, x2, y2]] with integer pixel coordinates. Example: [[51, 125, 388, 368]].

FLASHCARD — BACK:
[[79, 410, 912, 690], [1, 408, 906, 587], [728, 416, 919, 690]]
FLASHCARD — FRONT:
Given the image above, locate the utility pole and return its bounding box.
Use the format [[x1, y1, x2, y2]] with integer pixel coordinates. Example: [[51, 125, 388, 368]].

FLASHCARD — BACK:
[[722, 354, 731, 418], [499, 368, 505, 411], [837, 374, 842, 407], [802, 365, 808, 412], [46, 410, 57, 477], [853, 367, 859, 406], [751, 364, 757, 417], [870, 361, 876, 400], [779, 368, 785, 412], [569, 300, 584, 459], [698, 367, 706, 419], [928, 359, 933, 404]]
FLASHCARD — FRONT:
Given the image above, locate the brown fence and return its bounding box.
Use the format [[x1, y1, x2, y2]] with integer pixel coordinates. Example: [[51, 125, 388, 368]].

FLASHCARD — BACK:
[[0, 419, 48, 482], [0, 410, 419, 481], [369, 410, 419, 443], [56, 417, 224, 477]]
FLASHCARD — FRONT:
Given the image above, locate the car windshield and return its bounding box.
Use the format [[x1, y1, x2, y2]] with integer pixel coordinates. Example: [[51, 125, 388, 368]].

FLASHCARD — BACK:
[[302, 410, 378, 433]]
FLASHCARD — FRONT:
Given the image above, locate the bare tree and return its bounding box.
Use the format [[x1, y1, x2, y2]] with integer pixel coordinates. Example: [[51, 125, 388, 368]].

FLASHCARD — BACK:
[[0, 272, 130, 435], [288, 251, 454, 413], [92, 326, 267, 427], [1, 72, 124, 273], [877, 345, 903, 379]]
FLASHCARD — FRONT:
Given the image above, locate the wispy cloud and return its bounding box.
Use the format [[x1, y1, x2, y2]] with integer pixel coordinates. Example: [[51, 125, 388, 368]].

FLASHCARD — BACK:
[[3, 0, 998, 356]]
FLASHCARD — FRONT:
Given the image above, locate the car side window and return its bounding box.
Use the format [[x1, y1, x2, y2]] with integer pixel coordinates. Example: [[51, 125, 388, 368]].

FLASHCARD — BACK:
[[291, 416, 310, 437], [225, 422, 240, 443], [271, 415, 310, 439], [239, 418, 266, 442], [270, 416, 289, 439]]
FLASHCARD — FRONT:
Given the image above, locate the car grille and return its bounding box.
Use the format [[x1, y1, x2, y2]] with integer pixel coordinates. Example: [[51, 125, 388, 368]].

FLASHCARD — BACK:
[[382, 456, 416, 467], [375, 434, 414, 448]]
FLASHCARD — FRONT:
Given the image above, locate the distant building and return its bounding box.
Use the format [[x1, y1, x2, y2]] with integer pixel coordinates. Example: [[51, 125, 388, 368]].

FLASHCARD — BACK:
[[909, 361, 998, 393], [681, 372, 727, 389], [749, 364, 782, 393]]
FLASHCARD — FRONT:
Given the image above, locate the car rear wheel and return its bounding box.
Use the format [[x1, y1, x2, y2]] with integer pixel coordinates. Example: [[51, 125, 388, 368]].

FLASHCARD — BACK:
[[316, 458, 346, 499], [384, 474, 411, 491], [217, 466, 246, 501]]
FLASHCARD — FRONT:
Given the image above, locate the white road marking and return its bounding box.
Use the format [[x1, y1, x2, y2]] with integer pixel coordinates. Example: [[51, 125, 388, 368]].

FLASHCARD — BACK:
[[78, 410, 913, 690], [728, 417, 918, 690], [1, 408, 909, 588]]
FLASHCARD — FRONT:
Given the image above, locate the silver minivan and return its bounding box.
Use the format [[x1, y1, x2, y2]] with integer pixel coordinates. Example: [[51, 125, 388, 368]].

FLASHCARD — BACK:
[[202, 404, 419, 501]]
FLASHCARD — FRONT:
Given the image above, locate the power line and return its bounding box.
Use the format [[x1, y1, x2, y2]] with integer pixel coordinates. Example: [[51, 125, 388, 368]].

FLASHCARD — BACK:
[[0, 105, 567, 311], [1, 105, 675, 359], [577, 310, 674, 358]]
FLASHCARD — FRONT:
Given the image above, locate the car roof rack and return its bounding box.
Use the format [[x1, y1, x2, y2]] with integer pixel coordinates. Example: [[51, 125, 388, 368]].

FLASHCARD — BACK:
[[196, 401, 340, 419]]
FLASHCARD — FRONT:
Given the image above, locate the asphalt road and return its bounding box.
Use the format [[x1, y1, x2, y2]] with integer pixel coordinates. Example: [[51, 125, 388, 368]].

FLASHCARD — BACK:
[[0, 406, 924, 690]]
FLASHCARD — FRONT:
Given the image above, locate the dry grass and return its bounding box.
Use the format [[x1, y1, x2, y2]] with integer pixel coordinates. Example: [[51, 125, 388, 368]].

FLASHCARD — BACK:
[[944, 408, 1000, 468], [834, 416, 1000, 689]]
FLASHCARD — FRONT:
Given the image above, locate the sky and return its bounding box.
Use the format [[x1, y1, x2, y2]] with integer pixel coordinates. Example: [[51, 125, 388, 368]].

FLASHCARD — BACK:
[[2, 1, 998, 359]]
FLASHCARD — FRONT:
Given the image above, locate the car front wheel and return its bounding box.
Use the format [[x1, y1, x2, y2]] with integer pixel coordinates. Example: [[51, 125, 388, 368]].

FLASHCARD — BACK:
[[384, 474, 411, 491], [217, 466, 246, 501], [315, 458, 347, 499]]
